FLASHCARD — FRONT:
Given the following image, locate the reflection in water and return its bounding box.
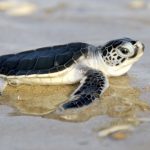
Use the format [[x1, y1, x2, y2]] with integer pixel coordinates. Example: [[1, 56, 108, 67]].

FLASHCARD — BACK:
[[0, 75, 150, 137]]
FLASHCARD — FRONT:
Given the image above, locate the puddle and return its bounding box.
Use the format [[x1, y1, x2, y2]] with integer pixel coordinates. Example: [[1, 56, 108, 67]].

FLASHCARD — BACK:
[[0, 75, 150, 138]]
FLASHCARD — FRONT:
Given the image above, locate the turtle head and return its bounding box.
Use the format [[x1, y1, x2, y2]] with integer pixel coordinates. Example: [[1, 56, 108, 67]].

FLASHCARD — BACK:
[[100, 38, 144, 76]]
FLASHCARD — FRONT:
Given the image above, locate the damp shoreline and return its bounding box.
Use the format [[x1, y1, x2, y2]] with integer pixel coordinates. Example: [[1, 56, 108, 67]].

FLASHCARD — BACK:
[[0, 0, 150, 150]]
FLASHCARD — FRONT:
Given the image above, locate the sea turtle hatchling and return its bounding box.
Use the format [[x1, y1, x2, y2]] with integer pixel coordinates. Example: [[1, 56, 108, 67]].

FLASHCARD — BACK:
[[0, 38, 144, 110]]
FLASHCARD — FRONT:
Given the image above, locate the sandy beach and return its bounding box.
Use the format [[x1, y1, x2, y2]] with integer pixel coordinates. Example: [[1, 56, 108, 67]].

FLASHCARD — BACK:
[[0, 0, 150, 149]]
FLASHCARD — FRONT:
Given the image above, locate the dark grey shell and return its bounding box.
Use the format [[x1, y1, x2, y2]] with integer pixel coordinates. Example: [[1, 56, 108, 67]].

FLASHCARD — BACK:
[[0, 42, 89, 76]]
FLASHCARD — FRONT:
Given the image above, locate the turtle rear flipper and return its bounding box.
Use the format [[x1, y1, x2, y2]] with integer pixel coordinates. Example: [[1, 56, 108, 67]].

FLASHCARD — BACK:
[[0, 79, 7, 95], [59, 69, 109, 110]]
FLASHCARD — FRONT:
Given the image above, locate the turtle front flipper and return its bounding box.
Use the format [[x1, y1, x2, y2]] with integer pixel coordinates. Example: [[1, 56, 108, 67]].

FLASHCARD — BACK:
[[60, 69, 109, 110]]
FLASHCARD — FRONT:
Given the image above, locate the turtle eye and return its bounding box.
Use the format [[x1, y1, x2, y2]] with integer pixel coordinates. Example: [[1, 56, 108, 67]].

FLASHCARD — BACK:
[[118, 47, 129, 54]]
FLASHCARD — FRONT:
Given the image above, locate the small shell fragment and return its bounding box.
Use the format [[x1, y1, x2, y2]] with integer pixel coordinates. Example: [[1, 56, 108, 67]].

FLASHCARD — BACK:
[[7, 3, 37, 16], [128, 0, 146, 9], [98, 125, 134, 137]]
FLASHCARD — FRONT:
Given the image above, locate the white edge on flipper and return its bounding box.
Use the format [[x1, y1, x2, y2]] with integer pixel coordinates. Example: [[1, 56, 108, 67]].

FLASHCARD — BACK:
[[0, 78, 7, 95]]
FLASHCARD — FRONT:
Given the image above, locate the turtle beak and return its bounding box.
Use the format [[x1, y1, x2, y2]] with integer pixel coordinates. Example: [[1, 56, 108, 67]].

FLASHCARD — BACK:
[[130, 41, 144, 58], [141, 43, 145, 51], [135, 41, 145, 52]]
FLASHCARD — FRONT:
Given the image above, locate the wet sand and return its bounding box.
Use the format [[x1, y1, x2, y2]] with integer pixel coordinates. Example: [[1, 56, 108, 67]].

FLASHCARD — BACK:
[[1, 75, 149, 122], [0, 0, 150, 150]]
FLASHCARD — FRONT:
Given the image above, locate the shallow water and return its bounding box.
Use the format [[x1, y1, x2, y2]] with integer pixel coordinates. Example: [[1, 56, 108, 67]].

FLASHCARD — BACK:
[[0, 75, 149, 123], [0, 0, 150, 150]]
